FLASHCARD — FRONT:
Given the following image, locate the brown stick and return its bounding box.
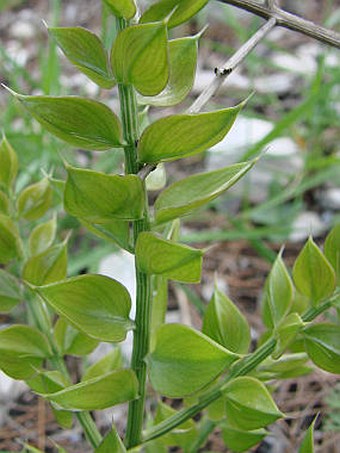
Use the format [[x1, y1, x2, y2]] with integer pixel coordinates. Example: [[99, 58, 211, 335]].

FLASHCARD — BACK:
[[217, 0, 340, 48]]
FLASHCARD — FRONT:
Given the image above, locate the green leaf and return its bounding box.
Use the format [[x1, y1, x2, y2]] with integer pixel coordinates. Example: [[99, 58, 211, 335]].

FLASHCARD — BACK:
[[223, 377, 283, 430], [95, 426, 127, 453], [138, 34, 198, 107], [64, 165, 145, 222], [258, 353, 312, 380], [17, 177, 52, 221], [0, 214, 22, 264], [54, 318, 98, 356], [49, 27, 115, 88], [27, 370, 68, 394], [23, 243, 67, 286], [262, 253, 294, 328], [153, 401, 197, 448], [82, 219, 131, 251], [202, 287, 250, 354], [150, 276, 168, 350], [42, 369, 138, 411], [0, 269, 22, 312], [0, 135, 18, 189], [140, 0, 208, 29], [324, 224, 340, 284], [299, 417, 317, 453], [11, 92, 123, 150], [221, 424, 267, 453], [302, 323, 340, 374], [148, 323, 240, 397], [111, 21, 168, 96], [136, 232, 203, 283], [138, 102, 244, 163], [34, 274, 133, 342], [82, 349, 122, 381], [0, 190, 10, 214], [0, 325, 52, 379], [273, 313, 304, 359], [103, 0, 136, 20], [29, 216, 57, 256], [293, 237, 335, 305], [155, 161, 254, 224]]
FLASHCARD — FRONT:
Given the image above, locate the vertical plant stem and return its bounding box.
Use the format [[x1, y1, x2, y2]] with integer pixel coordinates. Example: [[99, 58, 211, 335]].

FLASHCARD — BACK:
[[115, 18, 152, 448]]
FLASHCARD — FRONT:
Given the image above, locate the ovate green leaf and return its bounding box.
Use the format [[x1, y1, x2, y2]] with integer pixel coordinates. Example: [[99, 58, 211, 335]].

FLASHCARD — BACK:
[[0, 325, 52, 379], [0, 135, 18, 189], [302, 323, 340, 374], [54, 318, 98, 356], [82, 349, 122, 381], [202, 287, 250, 354], [82, 219, 131, 251], [136, 232, 203, 283], [95, 426, 127, 453], [155, 161, 254, 224], [43, 369, 138, 410], [103, 0, 136, 20], [224, 377, 283, 430], [138, 35, 198, 107], [293, 237, 335, 305], [324, 224, 340, 284], [49, 27, 115, 88], [262, 253, 294, 328], [111, 21, 168, 96], [17, 177, 52, 221], [23, 243, 67, 286], [149, 323, 240, 397], [138, 102, 244, 163], [64, 166, 145, 222], [12, 92, 123, 150], [35, 274, 133, 342], [0, 214, 22, 264], [29, 216, 57, 256], [0, 269, 22, 312], [140, 0, 208, 29], [221, 424, 267, 453]]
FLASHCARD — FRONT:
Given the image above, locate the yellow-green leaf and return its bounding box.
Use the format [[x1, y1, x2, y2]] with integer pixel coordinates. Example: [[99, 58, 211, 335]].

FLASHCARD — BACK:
[[29, 216, 57, 256], [221, 424, 267, 453], [149, 323, 240, 397], [302, 323, 340, 374], [23, 243, 67, 286], [0, 135, 18, 189], [136, 232, 203, 283], [155, 161, 254, 224], [95, 427, 127, 453], [0, 269, 22, 312], [17, 177, 52, 221], [223, 377, 284, 430], [64, 166, 145, 222], [103, 0, 136, 20], [111, 21, 168, 96], [293, 237, 335, 305], [43, 369, 138, 410], [34, 274, 133, 342], [12, 92, 123, 150], [202, 287, 250, 354], [0, 190, 10, 214], [138, 35, 198, 106], [49, 26, 115, 88], [54, 318, 98, 356], [140, 0, 208, 29], [82, 349, 122, 382], [324, 224, 340, 284], [0, 214, 22, 264], [138, 102, 244, 163]]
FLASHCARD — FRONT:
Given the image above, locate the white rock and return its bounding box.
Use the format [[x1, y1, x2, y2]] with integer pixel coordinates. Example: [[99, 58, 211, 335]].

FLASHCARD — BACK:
[[0, 371, 27, 426], [318, 188, 340, 210], [9, 21, 36, 40], [289, 211, 325, 242]]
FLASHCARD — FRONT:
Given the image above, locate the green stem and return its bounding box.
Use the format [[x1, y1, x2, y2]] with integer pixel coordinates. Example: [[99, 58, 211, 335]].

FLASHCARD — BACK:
[[115, 19, 152, 448], [143, 291, 337, 444]]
